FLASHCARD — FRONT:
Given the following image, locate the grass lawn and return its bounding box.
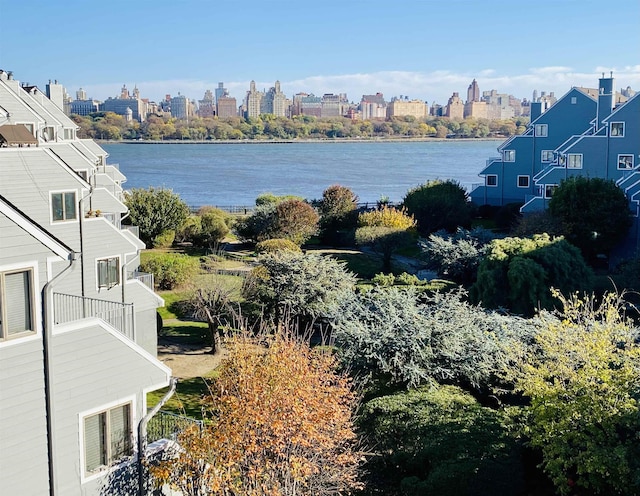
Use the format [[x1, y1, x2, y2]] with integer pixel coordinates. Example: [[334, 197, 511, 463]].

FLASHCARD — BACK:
[[159, 320, 209, 344], [147, 370, 219, 420]]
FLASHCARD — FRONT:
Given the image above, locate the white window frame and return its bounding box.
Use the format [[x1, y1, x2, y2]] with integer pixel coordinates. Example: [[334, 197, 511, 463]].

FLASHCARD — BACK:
[[618, 154, 634, 170], [517, 175, 530, 188], [503, 150, 515, 162], [96, 256, 121, 290], [0, 266, 36, 341], [50, 190, 78, 223], [486, 175, 498, 187], [567, 154, 583, 169], [63, 128, 75, 140], [76, 170, 89, 182], [41, 126, 56, 142], [541, 150, 554, 163], [545, 184, 558, 199], [571, 97, 577, 104], [80, 398, 135, 482], [610, 122, 624, 137], [534, 124, 548, 137]]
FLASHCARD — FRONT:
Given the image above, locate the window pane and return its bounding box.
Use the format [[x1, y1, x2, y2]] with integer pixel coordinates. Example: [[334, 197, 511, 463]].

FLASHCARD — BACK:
[[108, 259, 119, 286], [110, 405, 131, 461], [64, 193, 76, 220], [85, 413, 106, 473], [4, 271, 32, 335], [52, 193, 64, 221]]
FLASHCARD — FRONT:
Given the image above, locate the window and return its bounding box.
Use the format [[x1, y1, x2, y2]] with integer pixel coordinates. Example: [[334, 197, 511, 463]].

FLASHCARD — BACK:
[[41, 126, 55, 142], [567, 154, 583, 169], [534, 124, 548, 137], [571, 97, 577, 104], [63, 129, 75, 140], [503, 150, 515, 162], [97, 257, 120, 289], [545, 185, 558, 198], [0, 269, 34, 340], [541, 150, 554, 162], [84, 403, 132, 476], [486, 175, 498, 187], [77, 170, 88, 182], [518, 176, 530, 188], [51, 192, 77, 222], [618, 154, 634, 170], [610, 122, 624, 137]]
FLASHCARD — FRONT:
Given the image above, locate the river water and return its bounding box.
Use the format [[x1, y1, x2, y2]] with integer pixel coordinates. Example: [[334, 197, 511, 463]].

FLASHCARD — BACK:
[[102, 140, 501, 207]]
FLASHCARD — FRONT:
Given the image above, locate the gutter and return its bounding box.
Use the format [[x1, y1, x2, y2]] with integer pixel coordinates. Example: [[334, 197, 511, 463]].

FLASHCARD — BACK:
[[43, 252, 80, 496], [137, 377, 178, 496]]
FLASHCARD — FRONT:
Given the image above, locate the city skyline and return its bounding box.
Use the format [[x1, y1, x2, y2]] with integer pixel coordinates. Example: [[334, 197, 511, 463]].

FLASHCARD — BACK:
[[1, 0, 639, 105]]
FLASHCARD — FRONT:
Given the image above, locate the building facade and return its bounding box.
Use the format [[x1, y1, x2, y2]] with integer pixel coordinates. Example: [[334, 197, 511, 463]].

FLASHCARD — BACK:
[[101, 85, 146, 122], [387, 97, 428, 119], [0, 69, 178, 495]]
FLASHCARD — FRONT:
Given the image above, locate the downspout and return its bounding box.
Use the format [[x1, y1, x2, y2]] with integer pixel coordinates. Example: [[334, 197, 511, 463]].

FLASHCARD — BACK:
[[122, 254, 139, 340], [43, 252, 80, 496], [78, 189, 93, 298], [138, 377, 178, 496]]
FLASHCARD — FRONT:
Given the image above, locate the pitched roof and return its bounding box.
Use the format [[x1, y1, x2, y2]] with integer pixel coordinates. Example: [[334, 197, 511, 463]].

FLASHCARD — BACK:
[[0, 124, 38, 146]]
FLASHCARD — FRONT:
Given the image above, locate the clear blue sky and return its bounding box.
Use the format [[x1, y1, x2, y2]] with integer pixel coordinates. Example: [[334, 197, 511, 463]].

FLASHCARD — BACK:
[[0, 0, 638, 105]]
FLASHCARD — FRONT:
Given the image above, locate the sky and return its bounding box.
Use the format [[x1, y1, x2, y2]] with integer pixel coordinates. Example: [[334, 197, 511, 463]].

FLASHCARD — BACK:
[[0, 0, 639, 106]]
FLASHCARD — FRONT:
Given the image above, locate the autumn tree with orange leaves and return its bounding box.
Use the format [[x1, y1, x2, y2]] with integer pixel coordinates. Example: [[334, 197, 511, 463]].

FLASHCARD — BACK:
[[150, 331, 361, 496]]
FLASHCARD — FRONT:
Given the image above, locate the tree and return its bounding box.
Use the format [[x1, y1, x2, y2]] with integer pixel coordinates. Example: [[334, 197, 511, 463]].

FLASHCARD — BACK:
[[188, 282, 237, 354], [402, 180, 472, 235], [333, 287, 533, 391], [124, 187, 190, 245], [358, 385, 521, 496], [243, 251, 356, 326], [355, 206, 417, 272], [471, 234, 594, 316], [150, 331, 361, 496], [514, 292, 640, 495], [317, 185, 359, 245], [548, 176, 633, 259], [196, 210, 230, 249]]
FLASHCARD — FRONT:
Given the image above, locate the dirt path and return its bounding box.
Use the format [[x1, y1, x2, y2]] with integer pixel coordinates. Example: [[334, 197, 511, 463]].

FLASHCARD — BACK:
[[157, 340, 227, 379]]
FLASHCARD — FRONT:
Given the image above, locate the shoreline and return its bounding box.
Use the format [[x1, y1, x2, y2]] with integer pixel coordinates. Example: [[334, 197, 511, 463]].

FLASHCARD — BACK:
[[97, 137, 504, 145]]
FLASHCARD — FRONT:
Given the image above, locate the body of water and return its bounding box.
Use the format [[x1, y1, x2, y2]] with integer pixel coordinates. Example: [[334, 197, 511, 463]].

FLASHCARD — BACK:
[[102, 140, 501, 207]]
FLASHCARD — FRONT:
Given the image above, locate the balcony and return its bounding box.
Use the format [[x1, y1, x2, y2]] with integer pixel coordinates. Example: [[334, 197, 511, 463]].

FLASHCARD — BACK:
[[147, 410, 204, 444], [129, 271, 154, 290], [53, 292, 134, 340]]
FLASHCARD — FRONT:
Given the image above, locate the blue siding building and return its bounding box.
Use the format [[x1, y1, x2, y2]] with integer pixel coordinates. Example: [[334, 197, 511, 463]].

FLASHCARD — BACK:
[[470, 75, 639, 252]]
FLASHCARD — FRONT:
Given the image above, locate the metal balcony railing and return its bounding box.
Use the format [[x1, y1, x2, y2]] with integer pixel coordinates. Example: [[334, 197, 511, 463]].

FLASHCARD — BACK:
[[53, 292, 134, 340], [129, 271, 154, 290], [122, 225, 140, 238], [147, 410, 204, 444]]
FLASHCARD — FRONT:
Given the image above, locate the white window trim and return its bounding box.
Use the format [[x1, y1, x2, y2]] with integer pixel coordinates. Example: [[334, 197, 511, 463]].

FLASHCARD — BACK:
[[541, 150, 554, 163], [503, 150, 515, 162], [545, 185, 558, 199], [76, 169, 90, 182], [534, 124, 548, 137], [610, 122, 625, 137], [567, 154, 583, 169], [0, 261, 41, 346], [617, 154, 635, 170], [50, 189, 78, 224], [79, 396, 136, 484], [517, 175, 530, 188], [486, 175, 498, 187], [96, 254, 122, 291]]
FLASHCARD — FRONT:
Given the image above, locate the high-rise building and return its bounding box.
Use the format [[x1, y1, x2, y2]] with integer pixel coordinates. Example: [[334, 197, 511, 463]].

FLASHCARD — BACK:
[[292, 93, 322, 117], [45, 79, 71, 114], [386, 96, 428, 119], [360, 93, 386, 120], [101, 84, 146, 122], [245, 80, 263, 118], [215, 82, 227, 104], [445, 92, 464, 120], [261, 81, 287, 117], [76, 88, 87, 101], [217, 91, 237, 118], [467, 79, 480, 103], [170, 94, 189, 119], [321, 93, 347, 118], [198, 90, 216, 118]]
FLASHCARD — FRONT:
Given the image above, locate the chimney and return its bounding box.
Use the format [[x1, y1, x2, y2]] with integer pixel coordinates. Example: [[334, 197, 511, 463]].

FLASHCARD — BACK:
[[530, 101, 543, 121], [597, 73, 614, 130]]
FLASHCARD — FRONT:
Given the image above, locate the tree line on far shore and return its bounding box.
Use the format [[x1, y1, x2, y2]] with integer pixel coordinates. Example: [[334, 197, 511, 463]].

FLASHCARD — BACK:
[[72, 111, 529, 141]]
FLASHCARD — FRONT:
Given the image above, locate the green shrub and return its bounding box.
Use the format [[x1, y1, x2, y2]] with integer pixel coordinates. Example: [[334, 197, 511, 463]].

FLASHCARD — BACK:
[[197, 211, 230, 248], [152, 230, 175, 248], [141, 252, 199, 290], [175, 216, 202, 244], [395, 272, 421, 286], [255, 238, 302, 254], [372, 272, 396, 287]]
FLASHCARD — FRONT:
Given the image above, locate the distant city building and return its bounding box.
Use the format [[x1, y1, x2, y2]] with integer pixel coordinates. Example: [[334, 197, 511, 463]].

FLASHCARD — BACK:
[[76, 87, 87, 101], [386, 96, 428, 119], [101, 84, 146, 122], [430, 102, 444, 116], [445, 92, 464, 119], [198, 90, 216, 118], [170, 94, 189, 119], [360, 93, 386, 120], [467, 79, 480, 103], [215, 82, 227, 104], [245, 80, 263, 118], [321, 93, 348, 118], [217, 91, 238, 118], [261, 81, 287, 117], [69, 99, 100, 116], [292, 93, 322, 117]]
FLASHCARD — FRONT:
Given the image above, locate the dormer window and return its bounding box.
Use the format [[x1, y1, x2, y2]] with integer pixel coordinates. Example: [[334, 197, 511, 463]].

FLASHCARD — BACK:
[[534, 124, 548, 137], [41, 126, 55, 142], [610, 122, 624, 137], [503, 150, 515, 162]]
